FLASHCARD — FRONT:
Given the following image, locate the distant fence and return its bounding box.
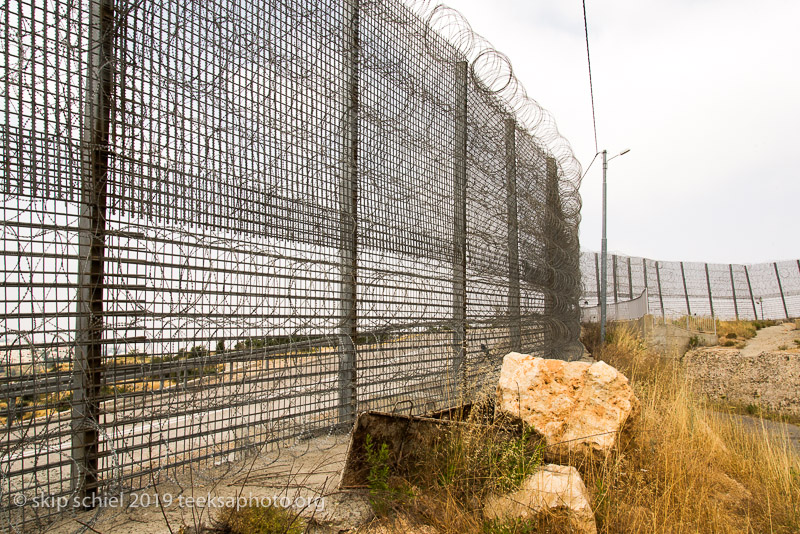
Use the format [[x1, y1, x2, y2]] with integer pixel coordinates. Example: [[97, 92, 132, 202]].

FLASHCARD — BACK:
[[580, 252, 800, 320], [0, 0, 583, 530], [580, 289, 649, 323]]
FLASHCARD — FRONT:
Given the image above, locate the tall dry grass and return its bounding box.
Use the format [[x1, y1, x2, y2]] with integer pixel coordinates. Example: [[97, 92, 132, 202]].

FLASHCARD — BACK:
[[590, 325, 800, 533], [360, 325, 799, 533], [716, 320, 758, 341]]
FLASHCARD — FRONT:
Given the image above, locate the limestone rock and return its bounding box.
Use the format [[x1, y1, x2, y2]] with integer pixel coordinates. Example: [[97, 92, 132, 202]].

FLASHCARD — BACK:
[[484, 464, 597, 534], [496, 352, 639, 459]]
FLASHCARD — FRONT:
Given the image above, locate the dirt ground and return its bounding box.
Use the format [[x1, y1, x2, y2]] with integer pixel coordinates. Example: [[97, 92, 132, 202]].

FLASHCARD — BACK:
[[684, 323, 800, 452], [44, 435, 355, 534], [739, 322, 800, 357]]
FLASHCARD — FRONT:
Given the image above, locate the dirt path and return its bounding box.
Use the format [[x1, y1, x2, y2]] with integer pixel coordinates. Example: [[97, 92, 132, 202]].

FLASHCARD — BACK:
[[740, 323, 800, 357], [721, 413, 800, 454]]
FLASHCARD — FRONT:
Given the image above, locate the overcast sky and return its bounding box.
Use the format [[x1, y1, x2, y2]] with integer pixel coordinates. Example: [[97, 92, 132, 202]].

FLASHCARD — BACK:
[[439, 0, 800, 265]]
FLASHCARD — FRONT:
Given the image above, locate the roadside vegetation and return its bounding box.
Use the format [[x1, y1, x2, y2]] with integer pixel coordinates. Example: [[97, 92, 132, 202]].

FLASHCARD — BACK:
[[586, 324, 800, 533], [356, 324, 800, 533]]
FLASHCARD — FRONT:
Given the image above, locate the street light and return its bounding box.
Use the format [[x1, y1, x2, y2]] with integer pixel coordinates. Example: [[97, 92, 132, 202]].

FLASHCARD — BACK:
[[600, 148, 630, 345]]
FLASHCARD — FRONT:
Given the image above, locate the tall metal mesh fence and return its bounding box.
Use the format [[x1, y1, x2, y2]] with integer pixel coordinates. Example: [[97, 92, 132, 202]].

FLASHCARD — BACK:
[[0, 0, 583, 530], [581, 252, 800, 321]]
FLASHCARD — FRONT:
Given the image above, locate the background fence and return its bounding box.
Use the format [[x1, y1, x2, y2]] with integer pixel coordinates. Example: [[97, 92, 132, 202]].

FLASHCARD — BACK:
[[0, 0, 583, 530], [580, 252, 800, 321]]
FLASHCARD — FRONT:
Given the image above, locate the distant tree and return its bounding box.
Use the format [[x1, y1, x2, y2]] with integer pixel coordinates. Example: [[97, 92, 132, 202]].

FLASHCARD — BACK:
[[189, 345, 209, 359], [215, 339, 226, 354]]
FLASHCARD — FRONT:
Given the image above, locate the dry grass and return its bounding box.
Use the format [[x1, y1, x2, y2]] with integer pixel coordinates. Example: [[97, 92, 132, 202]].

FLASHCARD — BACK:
[[589, 325, 800, 533], [358, 325, 800, 533], [716, 320, 758, 341]]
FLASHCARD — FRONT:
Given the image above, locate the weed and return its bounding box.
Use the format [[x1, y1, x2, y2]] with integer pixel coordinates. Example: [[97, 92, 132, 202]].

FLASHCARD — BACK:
[[722, 339, 736, 347], [212, 502, 305, 534], [364, 433, 414, 515], [753, 319, 778, 330], [365, 433, 392, 514], [794, 339, 800, 347], [365, 434, 390, 493], [688, 335, 701, 349], [779, 344, 789, 351], [746, 403, 761, 415], [725, 332, 737, 339]]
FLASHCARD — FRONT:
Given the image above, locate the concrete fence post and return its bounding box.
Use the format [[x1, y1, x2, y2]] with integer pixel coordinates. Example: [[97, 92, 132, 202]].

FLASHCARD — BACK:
[[72, 0, 115, 504], [338, 0, 359, 424], [612, 254, 618, 303], [729, 264, 739, 320], [505, 118, 521, 351], [744, 265, 757, 320], [452, 61, 468, 388], [774, 262, 789, 319], [705, 263, 714, 318], [680, 261, 691, 316]]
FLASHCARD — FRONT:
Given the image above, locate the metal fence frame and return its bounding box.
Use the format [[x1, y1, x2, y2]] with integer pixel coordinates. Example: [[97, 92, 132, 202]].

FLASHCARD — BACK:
[[0, 0, 583, 530]]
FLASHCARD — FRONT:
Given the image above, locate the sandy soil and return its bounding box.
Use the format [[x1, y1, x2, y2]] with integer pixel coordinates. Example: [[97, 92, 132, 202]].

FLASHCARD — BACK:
[[739, 322, 800, 357]]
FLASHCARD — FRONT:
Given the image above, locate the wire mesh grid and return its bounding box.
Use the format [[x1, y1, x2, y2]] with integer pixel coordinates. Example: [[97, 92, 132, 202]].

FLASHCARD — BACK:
[[581, 252, 800, 321], [1, 0, 585, 530]]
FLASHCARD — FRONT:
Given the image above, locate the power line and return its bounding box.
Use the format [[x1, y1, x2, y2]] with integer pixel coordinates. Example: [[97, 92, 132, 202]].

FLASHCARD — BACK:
[[582, 0, 599, 154]]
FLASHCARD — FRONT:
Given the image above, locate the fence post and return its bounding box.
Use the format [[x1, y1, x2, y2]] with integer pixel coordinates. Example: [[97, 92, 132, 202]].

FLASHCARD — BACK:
[[729, 264, 739, 320], [452, 61, 468, 388], [612, 254, 618, 303], [544, 157, 563, 348], [72, 0, 115, 504], [338, 0, 359, 424], [774, 262, 789, 319], [680, 261, 691, 316], [594, 253, 601, 306], [655, 261, 665, 319], [627, 256, 633, 300], [705, 263, 714, 318], [744, 265, 757, 320], [505, 118, 520, 351], [642, 258, 648, 290], [642, 258, 649, 315]]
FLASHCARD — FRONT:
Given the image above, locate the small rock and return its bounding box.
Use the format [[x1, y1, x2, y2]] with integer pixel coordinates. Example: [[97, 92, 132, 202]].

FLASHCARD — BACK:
[[496, 352, 639, 460], [484, 463, 597, 534]]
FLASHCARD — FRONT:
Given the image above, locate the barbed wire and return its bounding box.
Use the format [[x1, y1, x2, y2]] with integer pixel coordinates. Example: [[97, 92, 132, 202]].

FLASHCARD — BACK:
[[0, 0, 584, 531]]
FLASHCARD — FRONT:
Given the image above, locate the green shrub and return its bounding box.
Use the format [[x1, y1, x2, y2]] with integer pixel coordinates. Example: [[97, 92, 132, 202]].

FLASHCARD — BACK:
[[213, 503, 304, 534]]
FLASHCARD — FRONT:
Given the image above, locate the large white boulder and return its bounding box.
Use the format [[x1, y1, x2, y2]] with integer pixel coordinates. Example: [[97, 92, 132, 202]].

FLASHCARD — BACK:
[[484, 463, 597, 534], [496, 352, 639, 459]]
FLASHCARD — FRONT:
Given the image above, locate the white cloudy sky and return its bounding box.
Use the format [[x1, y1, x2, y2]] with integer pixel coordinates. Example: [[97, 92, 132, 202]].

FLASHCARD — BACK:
[[440, 0, 800, 265]]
